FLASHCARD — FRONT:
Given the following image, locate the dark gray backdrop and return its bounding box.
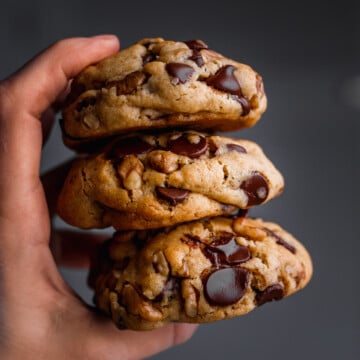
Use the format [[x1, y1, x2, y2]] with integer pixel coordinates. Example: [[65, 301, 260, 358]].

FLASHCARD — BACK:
[[1, 0, 358, 359]]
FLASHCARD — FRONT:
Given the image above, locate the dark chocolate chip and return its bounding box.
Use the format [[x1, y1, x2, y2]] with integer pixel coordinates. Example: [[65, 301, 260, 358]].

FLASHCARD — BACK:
[[205, 233, 250, 267], [181, 234, 202, 248], [189, 50, 204, 67], [143, 52, 157, 64], [206, 65, 241, 95], [166, 63, 195, 84], [76, 96, 96, 112], [168, 134, 208, 158], [206, 65, 250, 116], [184, 40, 208, 67], [256, 284, 284, 306], [265, 228, 296, 254], [156, 187, 190, 205], [204, 268, 249, 306], [208, 139, 218, 153], [225, 143, 247, 154], [232, 94, 251, 116], [240, 171, 269, 206], [108, 137, 154, 159], [184, 39, 209, 50]]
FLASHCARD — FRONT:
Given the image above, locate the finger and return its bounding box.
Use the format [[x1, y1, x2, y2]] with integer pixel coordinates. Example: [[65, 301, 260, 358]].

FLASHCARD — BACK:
[[41, 159, 75, 216], [0, 35, 120, 200], [41, 83, 71, 144], [2, 35, 119, 118], [85, 314, 198, 360], [50, 229, 109, 268]]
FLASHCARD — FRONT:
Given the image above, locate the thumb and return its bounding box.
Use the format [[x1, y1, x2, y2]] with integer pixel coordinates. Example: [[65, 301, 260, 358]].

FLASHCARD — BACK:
[[0, 35, 119, 223]]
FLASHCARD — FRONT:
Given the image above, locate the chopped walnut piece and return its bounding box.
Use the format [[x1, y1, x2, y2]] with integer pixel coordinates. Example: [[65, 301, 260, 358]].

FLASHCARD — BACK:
[[233, 217, 267, 240], [117, 155, 144, 190], [122, 284, 163, 321], [148, 150, 179, 173], [181, 280, 198, 318]]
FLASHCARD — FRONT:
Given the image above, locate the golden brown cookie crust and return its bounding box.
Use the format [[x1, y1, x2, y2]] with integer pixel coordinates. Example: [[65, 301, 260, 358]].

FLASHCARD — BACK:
[[62, 38, 267, 147], [57, 131, 284, 230], [90, 216, 312, 330]]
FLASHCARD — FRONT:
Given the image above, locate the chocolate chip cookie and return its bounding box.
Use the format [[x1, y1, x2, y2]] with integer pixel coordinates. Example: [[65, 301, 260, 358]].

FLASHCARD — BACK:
[[89, 216, 312, 330], [57, 131, 284, 230], [61, 38, 267, 149]]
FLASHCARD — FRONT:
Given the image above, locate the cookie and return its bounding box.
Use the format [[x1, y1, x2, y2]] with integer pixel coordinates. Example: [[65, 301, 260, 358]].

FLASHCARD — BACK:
[[89, 216, 312, 330], [57, 131, 284, 230], [61, 38, 267, 149]]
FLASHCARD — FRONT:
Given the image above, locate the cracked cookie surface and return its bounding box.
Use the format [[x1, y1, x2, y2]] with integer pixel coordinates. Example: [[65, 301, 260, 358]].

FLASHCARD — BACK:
[[57, 131, 284, 230], [89, 216, 312, 330], [61, 38, 267, 149]]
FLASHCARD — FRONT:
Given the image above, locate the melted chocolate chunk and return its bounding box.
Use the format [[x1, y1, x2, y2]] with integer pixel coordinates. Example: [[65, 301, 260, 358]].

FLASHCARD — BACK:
[[256, 284, 284, 306], [184, 40, 208, 67], [208, 139, 218, 154], [156, 187, 190, 205], [206, 65, 241, 94], [108, 137, 154, 159], [206, 65, 250, 116], [205, 232, 250, 267], [168, 134, 208, 158], [181, 234, 202, 248], [225, 143, 247, 154], [265, 228, 296, 254], [204, 268, 249, 306], [184, 39, 209, 50], [166, 63, 195, 84], [240, 172, 269, 206], [189, 50, 204, 67], [232, 94, 251, 116], [76, 96, 96, 111], [143, 52, 157, 64]]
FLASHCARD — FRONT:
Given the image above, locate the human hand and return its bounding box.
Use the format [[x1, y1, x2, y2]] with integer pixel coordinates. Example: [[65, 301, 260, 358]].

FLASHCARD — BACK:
[[0, 35, 197, 360]]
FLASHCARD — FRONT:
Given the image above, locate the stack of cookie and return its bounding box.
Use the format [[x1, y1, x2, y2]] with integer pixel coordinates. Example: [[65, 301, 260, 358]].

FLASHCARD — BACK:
[[58, 38, 312, 330]]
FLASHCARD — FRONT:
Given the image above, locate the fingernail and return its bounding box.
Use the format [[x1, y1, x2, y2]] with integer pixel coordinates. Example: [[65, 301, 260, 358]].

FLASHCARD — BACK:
[[90, 34, 119, 44]]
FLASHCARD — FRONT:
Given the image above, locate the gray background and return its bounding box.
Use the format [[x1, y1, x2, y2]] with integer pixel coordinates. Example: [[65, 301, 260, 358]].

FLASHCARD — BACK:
[[1, 0, 359, 359]]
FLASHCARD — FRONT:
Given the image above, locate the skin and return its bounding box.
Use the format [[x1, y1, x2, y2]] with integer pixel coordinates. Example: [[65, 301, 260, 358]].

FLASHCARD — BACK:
[[0, 35, 197, 360]]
